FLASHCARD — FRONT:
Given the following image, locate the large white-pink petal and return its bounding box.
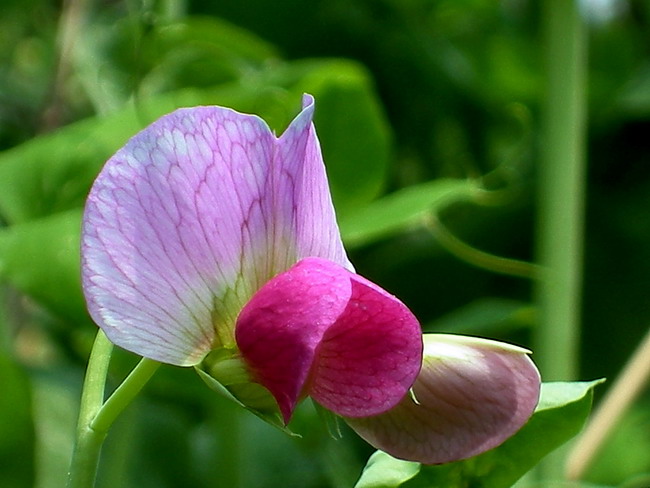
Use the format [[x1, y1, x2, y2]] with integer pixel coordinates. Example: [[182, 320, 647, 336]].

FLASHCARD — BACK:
[[82, 97, 349, 366], [276, 95, 351, 269]]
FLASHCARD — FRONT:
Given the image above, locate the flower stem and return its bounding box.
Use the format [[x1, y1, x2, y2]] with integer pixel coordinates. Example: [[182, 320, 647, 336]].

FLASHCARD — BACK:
[[67, 331, 113, 488], [535, 0, 587, 480], [91, 357, 160, 433], [67, 331, 160, 488], [537, 0, 587, 381]]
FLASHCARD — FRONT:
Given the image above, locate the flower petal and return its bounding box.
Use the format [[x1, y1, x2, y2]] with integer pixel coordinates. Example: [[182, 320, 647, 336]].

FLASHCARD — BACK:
[[308, 273, 422, 418], [345, 334, 541, 464], [235, 257, 422, 424], [277, 95, 351, 270], [82, 96, 349, 366], [235, 257, 352, 423]]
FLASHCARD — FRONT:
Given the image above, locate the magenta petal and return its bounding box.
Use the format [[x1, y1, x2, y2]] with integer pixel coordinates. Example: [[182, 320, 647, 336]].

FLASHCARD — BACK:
[[235, 257, 422, 423], [235, 258, 352, 423], [308, 274, 422, 418], [82, 96, 350, 366], [345, 334, 541, 464]]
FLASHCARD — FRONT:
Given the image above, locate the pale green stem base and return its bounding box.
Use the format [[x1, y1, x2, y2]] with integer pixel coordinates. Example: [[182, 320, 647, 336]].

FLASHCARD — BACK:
[[67, 330, 160, 488]]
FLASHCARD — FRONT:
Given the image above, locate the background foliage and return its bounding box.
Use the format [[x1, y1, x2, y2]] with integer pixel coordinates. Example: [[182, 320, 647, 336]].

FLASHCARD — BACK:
[[0, 0, 649, 487]]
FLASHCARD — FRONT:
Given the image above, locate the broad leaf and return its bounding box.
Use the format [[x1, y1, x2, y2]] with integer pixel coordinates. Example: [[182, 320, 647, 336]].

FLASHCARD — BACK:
[[0, 352, 34, 488], [340, 179, 478, 249], [0, 210, 86, 322], [74, 14, 279, 114], [291, 60, 392, 216], [355, 380, 603, 488], [426, 298, 535, 335]]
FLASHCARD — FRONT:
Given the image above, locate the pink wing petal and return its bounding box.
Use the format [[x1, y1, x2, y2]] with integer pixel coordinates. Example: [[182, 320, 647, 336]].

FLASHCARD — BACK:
[[308, 273, 422, 418], [345, 334, 541, 464], [235, 258, 352, 423], [82, 97, 350, 366], [235, 257, 422, 424]]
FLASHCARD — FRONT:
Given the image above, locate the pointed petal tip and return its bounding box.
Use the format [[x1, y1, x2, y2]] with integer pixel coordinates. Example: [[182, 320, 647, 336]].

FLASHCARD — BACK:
[[281, 94, 315, 139], [302, 93, 315, 109], [423, 333, 534, 356], [275, 392, 298, 425]]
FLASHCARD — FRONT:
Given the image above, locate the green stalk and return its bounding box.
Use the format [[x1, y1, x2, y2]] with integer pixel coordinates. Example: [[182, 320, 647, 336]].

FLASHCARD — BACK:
[[535, 0, 587, 480], [67, 331, 113, 488], [90, 358, 160, 434], [67, 331, 160, 488], [423, 213, 542, 280]]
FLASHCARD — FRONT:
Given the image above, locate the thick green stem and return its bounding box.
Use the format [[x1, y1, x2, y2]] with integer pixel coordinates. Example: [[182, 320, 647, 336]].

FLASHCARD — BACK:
[[67, 331, 160, 488], [67, 331, 113, 488], [535, 0, 587, 480], [537, 0, 587, 394]]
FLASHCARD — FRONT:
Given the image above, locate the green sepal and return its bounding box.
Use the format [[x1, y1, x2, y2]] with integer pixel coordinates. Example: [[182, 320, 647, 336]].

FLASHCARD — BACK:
[[312, 399, 343, 440], [194, 366, 299, 437]]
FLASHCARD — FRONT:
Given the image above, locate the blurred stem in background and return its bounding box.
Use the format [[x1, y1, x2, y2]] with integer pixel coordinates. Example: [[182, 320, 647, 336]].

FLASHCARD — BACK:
[[43, 0, 89, 131], [567, 325, 650, 479], [535, 0, 587, 481], [423, 213, 542, 281]]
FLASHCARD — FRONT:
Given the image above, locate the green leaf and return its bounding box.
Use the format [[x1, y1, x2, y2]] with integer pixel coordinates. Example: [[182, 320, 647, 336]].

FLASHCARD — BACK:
[[354, 451, 421, 488], [354, 380, 603, 488], [290, 60, 392, 216], [340, 178, 478, 249], [0, 209, 86, 322], [426, 298, 535, 335], [137, 16, 281, 97], [31, 369, 79, 488], [312, 400, 343, 440], [0, 56, 389, 225], [74, 13, 279, 114], [0, 353, 34, 488]]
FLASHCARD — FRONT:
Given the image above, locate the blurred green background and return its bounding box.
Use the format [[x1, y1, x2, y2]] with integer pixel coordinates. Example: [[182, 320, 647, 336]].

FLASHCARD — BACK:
[[0, 0, 649, 487]]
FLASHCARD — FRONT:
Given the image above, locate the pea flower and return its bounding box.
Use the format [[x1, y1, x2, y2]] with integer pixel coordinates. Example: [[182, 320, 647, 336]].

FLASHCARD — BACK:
[[81, 95, 540, 464]]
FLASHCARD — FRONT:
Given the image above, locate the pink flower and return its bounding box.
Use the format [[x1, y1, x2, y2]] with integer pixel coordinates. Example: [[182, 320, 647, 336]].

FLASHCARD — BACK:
[[81, 95, 540, 464]]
